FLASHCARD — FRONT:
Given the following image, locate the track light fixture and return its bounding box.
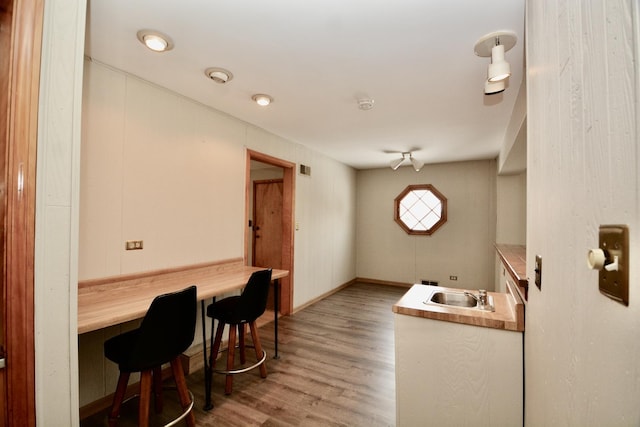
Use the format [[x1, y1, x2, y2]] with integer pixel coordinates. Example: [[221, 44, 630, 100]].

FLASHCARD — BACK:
[[488, 41, 511, 82], [390, 152, 423, 172], [474, 31, 517, 93]]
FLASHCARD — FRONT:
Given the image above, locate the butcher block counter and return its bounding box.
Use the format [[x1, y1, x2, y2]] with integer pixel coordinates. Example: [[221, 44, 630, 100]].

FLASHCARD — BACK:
[[392, 282, 524, 332]]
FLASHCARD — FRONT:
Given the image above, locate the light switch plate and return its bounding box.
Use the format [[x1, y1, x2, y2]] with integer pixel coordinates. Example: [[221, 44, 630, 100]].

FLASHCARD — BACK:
[[598, 225, 629, 305]]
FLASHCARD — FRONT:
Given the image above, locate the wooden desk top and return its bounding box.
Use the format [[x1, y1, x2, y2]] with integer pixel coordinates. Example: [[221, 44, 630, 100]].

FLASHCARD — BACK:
[[78, 259, 289, 334]]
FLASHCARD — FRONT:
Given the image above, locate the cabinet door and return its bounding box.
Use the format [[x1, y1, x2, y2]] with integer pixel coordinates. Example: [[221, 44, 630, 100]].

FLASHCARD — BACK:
[[395, 314, 523, 427]]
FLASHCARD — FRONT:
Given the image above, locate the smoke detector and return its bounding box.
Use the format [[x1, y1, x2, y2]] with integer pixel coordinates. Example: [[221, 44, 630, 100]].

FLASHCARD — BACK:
[[358, 98, 374, 110]]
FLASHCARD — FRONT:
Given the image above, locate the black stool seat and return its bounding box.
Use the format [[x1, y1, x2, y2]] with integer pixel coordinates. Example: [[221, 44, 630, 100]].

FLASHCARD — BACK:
[[207, 269, 272, 395], [104, 285, 197, 427]]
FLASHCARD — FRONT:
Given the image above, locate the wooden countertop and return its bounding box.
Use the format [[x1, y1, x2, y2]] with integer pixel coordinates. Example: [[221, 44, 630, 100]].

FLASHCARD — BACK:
[[78, 258, 288, 334], [392, 284, 524, 332], [495, 244, 528, 300]]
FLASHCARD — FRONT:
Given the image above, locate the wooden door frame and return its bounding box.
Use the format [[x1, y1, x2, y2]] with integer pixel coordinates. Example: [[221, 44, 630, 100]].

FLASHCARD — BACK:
[[245, 150, 295, 315], [1, 0, 42, 425]]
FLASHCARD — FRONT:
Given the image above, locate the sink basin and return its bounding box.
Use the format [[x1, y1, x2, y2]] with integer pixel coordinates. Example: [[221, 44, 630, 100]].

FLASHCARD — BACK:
[[428, 291, 478, 308]]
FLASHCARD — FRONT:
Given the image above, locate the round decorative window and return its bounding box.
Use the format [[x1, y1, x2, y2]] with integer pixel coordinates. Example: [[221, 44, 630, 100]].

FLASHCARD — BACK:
[[394, 184, 447, 235]]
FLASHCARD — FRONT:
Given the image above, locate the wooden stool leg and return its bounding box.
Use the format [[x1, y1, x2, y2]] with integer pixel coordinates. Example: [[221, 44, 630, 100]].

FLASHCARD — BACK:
[[152, 366, 163, 413], [225, 324, 237, 394], [138, 370, 152, 427], [239, 323, 247, 364], [249, 321, 267, 378], [108, 372, 130, 427], [170, 357, 196, 427]]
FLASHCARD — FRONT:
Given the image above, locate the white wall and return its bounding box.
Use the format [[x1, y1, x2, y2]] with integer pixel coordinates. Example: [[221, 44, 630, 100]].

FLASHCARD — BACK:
[[526, 1, 640, 425], [356, 160, 497, 290], [36, 0, 86, 425], [293, 149, 358, 304], [80, 60, 247, 278], [78, 59, 357, 405], [496, 173, 526, 245]]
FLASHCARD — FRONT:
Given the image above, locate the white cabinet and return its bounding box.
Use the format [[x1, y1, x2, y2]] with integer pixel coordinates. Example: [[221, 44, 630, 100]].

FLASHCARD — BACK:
[[394, 313, 523, 427]]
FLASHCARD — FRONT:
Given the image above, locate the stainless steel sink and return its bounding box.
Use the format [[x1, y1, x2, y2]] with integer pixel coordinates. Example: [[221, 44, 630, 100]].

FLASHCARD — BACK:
[[425, 290, 495, 311], [428, 291, 478, 308]]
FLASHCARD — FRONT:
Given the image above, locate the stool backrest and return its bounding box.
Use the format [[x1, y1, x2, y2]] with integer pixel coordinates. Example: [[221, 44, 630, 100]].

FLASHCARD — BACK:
[[238, 269, 272, 322], [129, 285, 197, 370]]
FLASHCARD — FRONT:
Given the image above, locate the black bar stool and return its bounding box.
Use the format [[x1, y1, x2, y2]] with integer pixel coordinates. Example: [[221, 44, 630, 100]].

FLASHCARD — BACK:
[[104, 286, 197, 427], [206, 269, 272, 395]]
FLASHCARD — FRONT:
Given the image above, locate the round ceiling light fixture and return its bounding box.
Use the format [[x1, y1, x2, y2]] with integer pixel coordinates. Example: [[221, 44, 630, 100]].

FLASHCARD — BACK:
[[205, 67, 233, 84], [252, 94, 273, 106], [136, 30, 174, 52]]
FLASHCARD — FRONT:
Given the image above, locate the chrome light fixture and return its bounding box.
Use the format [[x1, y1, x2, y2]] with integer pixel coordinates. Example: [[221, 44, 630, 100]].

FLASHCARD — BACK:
[[136, 30, 174, 52], [390, 152, 423, 172], [252, 94, 273, 106]]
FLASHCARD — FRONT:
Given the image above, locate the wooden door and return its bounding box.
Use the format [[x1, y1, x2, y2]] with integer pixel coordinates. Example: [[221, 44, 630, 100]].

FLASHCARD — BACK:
[[253, 179, 284, 270]]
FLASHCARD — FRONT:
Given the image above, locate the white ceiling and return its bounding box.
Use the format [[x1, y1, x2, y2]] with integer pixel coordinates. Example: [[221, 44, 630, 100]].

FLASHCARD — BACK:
[[84, 0, 525, 170]]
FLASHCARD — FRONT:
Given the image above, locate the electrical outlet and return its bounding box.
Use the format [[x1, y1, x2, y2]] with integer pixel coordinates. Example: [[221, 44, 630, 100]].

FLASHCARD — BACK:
[[125, 240, 144, 250], [449, 275, 458, 281]]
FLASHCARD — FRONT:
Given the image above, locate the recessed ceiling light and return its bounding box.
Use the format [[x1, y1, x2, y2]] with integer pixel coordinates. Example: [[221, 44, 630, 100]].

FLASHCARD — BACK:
[[136, 30, 174, 52], [204, 67, 233, 84], [252, 94, 273, 106]]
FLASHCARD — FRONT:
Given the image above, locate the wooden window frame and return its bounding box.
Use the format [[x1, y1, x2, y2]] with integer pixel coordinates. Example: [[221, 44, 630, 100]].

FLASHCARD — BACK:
[[394, 184, 447, 236]]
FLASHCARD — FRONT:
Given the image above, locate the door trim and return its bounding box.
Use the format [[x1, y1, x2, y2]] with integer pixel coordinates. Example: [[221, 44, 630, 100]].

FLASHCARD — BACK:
[[2, 0, 43, 424], [245, 149, 295, 315]]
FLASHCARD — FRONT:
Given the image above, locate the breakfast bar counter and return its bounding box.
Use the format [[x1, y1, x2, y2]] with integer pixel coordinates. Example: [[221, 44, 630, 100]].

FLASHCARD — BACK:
[[78, 258, 288, 334]]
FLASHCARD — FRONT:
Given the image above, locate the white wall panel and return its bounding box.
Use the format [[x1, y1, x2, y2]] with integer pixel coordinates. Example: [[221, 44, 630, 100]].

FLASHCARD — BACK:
[[526, 0, 640, 425], [496, 173, 526, 245], [79, 63, 126, 279], [36, 0, 86, 424], [356, 160, 496, 289]]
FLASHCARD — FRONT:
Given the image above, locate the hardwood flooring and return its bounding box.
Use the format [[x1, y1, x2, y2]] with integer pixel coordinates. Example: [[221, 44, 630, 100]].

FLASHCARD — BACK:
[[80, 283, 408, 427]]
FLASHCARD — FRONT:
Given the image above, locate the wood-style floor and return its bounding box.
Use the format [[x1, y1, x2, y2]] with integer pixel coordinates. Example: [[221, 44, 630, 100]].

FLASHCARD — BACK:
[[81, 282, 408, 427]]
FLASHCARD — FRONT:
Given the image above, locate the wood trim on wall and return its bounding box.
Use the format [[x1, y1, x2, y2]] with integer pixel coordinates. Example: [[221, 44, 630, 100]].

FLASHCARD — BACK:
[[3, 0, 43, 425], [245, 149, 295, 315]]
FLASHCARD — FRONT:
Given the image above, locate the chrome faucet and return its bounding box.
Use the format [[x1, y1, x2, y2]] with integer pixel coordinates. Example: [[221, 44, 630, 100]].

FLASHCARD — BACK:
[[464, 289, 490, 310]]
